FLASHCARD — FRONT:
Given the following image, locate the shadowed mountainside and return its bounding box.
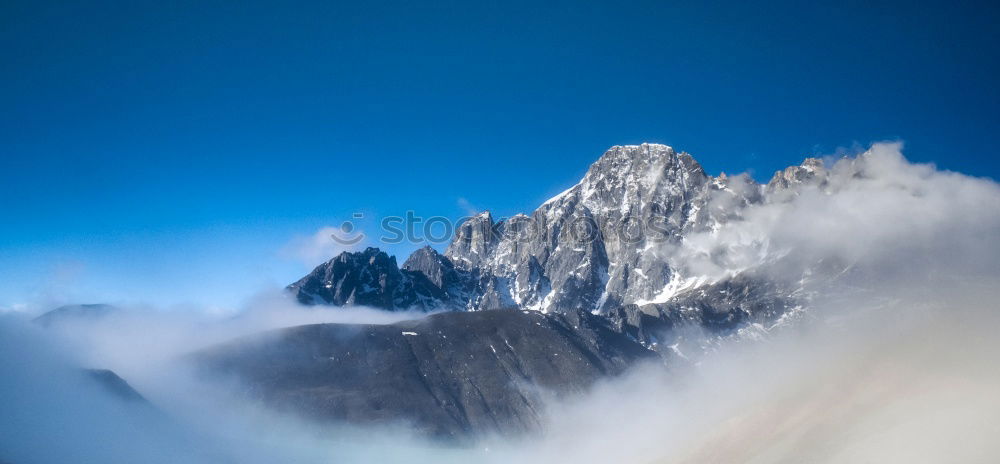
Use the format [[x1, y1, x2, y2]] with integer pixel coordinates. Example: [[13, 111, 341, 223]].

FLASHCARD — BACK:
[[195, 309, 657, 439]]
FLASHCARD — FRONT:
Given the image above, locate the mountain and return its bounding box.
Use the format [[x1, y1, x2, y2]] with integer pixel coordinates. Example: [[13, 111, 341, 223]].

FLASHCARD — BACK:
[[288, 143, 816, 340], [33, 303, 118, 327], [84, 368, 150, 405], [195, 309, 656, 439], [286, 247, 459, 310]]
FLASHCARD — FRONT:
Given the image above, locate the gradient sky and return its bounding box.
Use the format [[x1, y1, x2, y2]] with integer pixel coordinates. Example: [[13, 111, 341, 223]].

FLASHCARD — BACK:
[[2, 0, 998, 309]]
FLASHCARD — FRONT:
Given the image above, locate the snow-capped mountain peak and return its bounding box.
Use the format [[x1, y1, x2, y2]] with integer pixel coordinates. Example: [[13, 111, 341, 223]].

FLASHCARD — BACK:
[[289, 144, 817, 343]]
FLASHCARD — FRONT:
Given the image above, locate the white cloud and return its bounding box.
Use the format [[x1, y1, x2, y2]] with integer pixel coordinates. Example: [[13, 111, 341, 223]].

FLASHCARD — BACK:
[[457, 197, 480, 216], [669, 142, 1000, 289], [281, 224, 367, 266]]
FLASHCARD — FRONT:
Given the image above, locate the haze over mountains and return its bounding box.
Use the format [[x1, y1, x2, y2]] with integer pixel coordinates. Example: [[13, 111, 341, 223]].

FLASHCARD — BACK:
[[7, 142, 1000, 463]]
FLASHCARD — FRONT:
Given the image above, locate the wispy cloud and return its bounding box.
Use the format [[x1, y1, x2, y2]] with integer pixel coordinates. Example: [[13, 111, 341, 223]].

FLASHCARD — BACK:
[[457, 197, 480, 216], [280, 224, 367, 266]]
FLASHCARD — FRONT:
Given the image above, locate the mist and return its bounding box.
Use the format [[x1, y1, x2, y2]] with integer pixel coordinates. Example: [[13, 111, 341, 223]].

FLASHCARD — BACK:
[[3, 143, 999, 463], [0, 295, 463, 463]]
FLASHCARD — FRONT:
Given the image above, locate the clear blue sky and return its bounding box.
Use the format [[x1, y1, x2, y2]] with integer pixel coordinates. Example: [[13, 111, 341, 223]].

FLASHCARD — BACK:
[[2, 0, 998, 309]]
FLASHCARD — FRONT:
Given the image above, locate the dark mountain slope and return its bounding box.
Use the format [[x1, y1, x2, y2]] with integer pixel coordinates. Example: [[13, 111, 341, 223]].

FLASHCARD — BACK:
[[195, 309, 656, 439], [83, 369, 150, 405]]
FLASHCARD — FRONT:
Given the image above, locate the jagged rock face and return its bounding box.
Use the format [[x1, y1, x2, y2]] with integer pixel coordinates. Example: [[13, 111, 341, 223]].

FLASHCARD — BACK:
[[441, 143, 764, 314], [766, 157, 828, 197], [195, 309, 656, 439], [445, 211, 501, 270], [401, 245, 493, 310], [288, 247, 456, 311], [606, 272, 802, 349], [402, 246, 456, 289]]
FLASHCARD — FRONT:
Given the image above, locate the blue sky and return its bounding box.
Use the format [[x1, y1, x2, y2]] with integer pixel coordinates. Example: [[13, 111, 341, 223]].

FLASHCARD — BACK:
[[2, 0, 998, 309]]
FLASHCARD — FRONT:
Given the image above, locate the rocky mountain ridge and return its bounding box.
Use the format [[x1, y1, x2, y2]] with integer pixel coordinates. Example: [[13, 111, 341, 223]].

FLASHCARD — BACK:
[[288, 143, 828, 343]]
